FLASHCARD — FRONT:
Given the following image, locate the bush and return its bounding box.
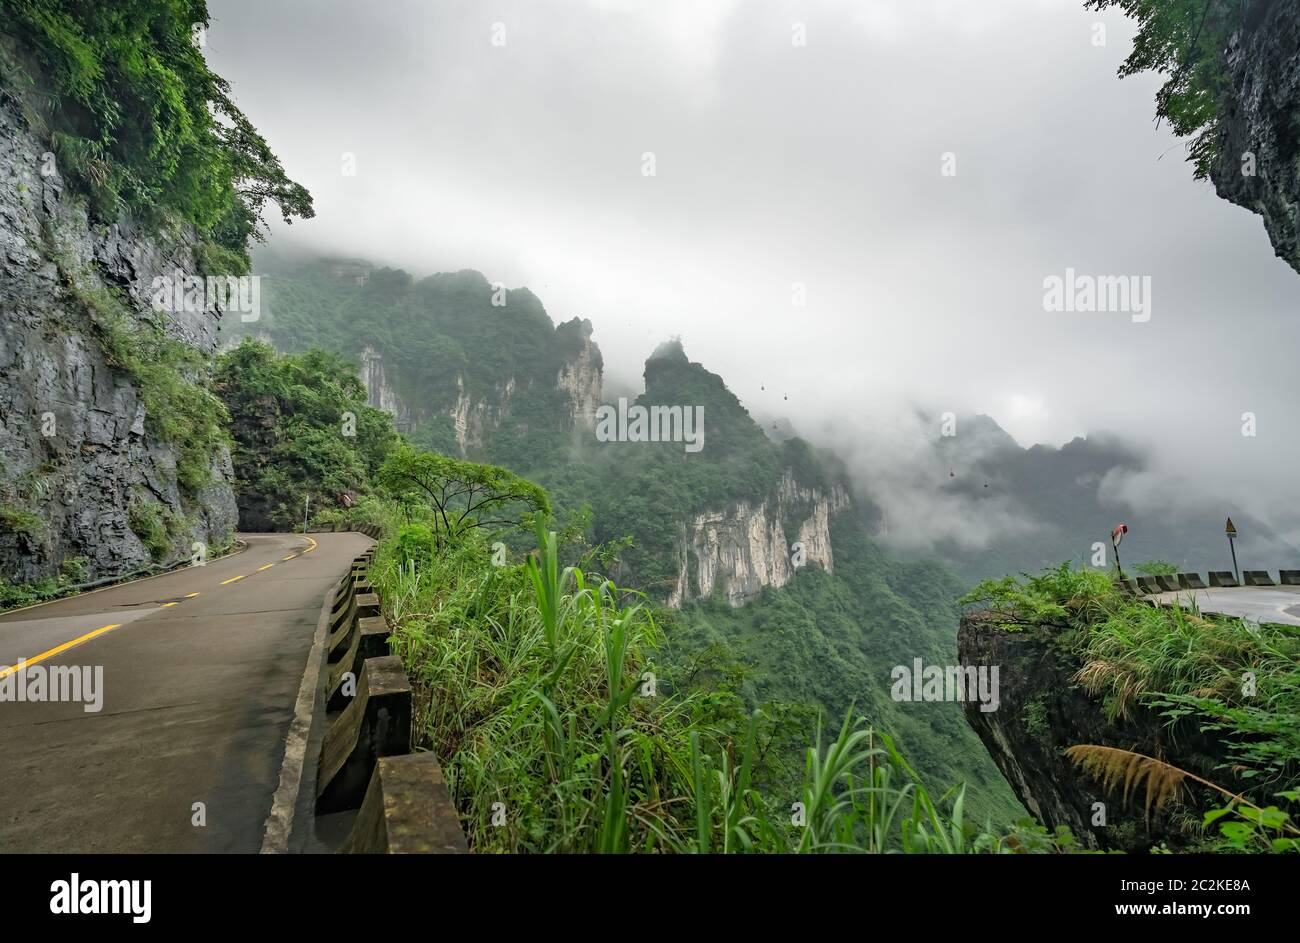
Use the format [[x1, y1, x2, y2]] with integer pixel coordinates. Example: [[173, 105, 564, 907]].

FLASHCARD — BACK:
[[0, 503, 43, 538], [0, 576, 61, 611], [1134, 559, 1180, 576], [393, 523, 435, 569], [960, 561, 1117, 633], [128, 501, 174, 561]]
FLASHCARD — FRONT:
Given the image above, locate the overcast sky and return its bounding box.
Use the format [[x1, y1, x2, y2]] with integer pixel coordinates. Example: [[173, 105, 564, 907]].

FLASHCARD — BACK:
[[206, 0, 1300, 540]]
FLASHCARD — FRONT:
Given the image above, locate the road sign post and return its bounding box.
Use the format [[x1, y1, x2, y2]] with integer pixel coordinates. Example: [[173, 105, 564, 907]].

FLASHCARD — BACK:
[[1111, 523, 1128, 580], [1226, 517, 1240, 584]]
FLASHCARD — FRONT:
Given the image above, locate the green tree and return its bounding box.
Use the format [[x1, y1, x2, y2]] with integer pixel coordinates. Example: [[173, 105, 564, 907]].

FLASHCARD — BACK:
[[1, 0, 313, 259], [377, 445, 549, 545], [1085, 0, 1246, 177], [214, 339, 398, 530]]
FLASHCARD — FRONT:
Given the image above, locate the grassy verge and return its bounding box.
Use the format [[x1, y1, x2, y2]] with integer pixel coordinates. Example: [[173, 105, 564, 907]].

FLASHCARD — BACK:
[[365, 504, 1070, 853]]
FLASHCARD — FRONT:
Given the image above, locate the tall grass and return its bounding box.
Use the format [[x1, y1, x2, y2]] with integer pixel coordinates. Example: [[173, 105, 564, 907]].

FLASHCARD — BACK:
[[967, 562, 1300, 797], [372, 516, 1027, 853]]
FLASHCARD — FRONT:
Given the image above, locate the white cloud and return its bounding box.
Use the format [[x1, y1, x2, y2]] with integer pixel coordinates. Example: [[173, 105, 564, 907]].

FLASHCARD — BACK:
[[208, 0, 1300, 538]]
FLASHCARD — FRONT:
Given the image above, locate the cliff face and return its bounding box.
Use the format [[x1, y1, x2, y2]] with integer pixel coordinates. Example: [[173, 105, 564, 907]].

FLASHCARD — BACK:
[[357, 323, 603, 455], [0, 86, 237, 583], [957, 615, 1243, 851], [1210, 0, 1300, 276], [666, 473, 850, 608], [555, 319, 601, 430], [448, 373, 516, 452], [359, 345, 412, 431]]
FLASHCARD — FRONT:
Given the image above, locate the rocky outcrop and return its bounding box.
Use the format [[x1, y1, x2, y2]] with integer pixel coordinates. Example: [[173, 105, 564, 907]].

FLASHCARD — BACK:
[[449, 374, 516, 452], [357, 325, 602, 455], [0, 77, 236, 584], [555, 318, 601, 430], [359, 346, 411, 432], [1210, 0, 1300, 276], [957, 614, 1246, 851], [666, 473, 850, 608]]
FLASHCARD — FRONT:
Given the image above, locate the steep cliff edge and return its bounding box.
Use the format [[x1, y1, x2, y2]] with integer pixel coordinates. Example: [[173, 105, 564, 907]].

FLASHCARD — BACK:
[[957, 614, 1244, 851], [666, 472, 850, 608], [0, 82, 236, 583], [1209, 0, 1300, 276]]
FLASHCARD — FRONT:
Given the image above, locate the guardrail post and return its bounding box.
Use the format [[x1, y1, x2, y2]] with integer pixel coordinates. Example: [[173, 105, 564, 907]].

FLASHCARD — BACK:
[[315, 655, 412, 814], [338, 754, 467, 854]]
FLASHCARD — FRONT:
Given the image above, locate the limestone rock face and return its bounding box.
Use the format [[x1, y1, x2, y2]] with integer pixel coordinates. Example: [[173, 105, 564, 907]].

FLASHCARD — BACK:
[[1210, 0, 1300, 276], [357, 327, 601, 455], [665, 472, 850, 608], [555, 318, 601, 430], [360, 345, 411, 431], [448, 374, 515, 453], [0, 86, 236, 583]]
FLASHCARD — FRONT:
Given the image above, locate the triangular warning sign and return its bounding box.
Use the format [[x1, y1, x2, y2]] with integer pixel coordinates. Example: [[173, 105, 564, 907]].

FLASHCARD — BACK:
[[1226, 517, 1237, 537]]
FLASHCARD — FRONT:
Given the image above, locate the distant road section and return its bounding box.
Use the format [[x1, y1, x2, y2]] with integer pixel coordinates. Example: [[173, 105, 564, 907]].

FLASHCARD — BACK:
[[1148, 585, 1300, 627], [0, 531, 369, 852]]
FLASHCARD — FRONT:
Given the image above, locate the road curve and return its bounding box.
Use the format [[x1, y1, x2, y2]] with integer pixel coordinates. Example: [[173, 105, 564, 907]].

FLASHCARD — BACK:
[[0, 531, 370, 852], [1148, 585, 1300, 627]]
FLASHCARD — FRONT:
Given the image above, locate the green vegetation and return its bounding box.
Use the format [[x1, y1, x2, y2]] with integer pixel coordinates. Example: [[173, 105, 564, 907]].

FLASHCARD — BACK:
[[224, 262, 1025, 825], [1085, 0, 1246, 177], [0, 572, 72, 611], [127, 502, 169, 561], [370, 504, 1060, 852], [1022, 698, 1050, 738], [0, 502, 43, 539], [0, 0, 313, 259], [965, 562, 1300, 850], [1134, 559, 1180, 576], [223, 261, 594, 456], [214, 339, 399, 531], [1066, 745, 1299, 853], [670, 516, 1025, 825], [376, 446, 549, 546], [65, 262, 230, 496], [126, 499, 186, 561], [572, 340, 800, 591]]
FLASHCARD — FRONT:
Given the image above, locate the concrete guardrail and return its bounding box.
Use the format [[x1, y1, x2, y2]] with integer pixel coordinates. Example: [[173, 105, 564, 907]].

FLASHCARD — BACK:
[[1119, 568, 1300, 596], [312, 534, 468, 853]]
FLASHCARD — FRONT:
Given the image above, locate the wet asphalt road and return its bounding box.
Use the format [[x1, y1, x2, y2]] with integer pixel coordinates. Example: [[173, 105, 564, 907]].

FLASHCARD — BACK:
[[0, 531, 367, 852]]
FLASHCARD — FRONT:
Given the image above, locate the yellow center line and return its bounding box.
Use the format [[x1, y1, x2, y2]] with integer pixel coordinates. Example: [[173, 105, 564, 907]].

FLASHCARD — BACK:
[[0, 623, 121, 679], [257, 563, 275, 572], [220, 574, 246, 586], [185, 592, 200, 598], [162, 602, 178, 608], [302, 536, 318, 554], [282, 554, 298, 561]]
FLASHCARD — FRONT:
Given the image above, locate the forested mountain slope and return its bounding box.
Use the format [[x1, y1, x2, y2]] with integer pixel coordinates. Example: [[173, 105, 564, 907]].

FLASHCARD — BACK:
[[223, 249, 1026, 823]]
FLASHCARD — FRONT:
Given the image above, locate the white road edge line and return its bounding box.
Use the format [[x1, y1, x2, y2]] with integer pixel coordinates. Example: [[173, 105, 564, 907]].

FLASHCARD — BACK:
[[260, 557, 335, 854]]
